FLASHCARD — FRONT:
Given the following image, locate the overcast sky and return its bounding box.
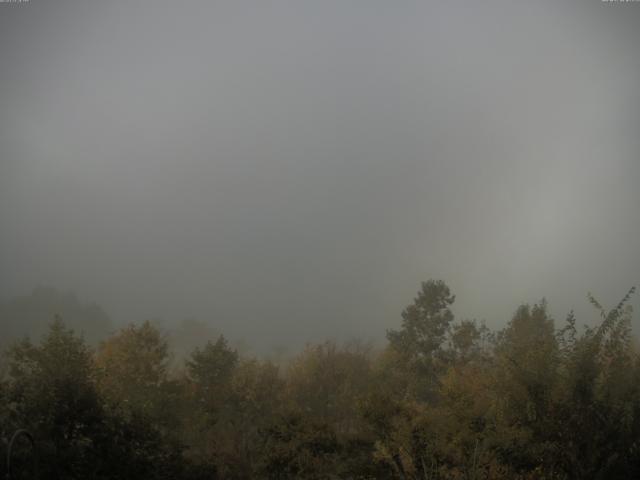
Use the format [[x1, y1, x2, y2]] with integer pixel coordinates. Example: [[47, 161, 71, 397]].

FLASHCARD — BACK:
[[1, 0, 639, 352]]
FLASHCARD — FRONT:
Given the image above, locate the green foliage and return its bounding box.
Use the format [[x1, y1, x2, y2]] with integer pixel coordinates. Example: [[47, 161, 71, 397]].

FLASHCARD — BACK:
[[3, 317, 102, 478], [387, 280, 455, 362], [186, 335, 238, 398], [1, 318, 187, 479], [386, 280, 456, 399], [181, 335, 239, 466]]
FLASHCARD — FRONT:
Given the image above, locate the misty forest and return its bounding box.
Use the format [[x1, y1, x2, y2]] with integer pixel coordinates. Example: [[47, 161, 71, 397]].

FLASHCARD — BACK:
[[1, 281, 639, 479], [2, 1, 640, 479]]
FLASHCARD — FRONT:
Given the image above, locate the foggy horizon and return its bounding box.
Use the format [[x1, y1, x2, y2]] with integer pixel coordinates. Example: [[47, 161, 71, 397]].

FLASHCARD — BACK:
[[2, 0, 639, 353]]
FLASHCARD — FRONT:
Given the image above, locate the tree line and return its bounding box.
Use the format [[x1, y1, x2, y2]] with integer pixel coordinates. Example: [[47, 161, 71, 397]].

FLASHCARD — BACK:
[[1, 280, 639, 479]]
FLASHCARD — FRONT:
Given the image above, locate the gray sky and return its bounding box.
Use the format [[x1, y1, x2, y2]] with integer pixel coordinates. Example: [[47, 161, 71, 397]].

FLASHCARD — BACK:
[[1, 0, 639, 352]]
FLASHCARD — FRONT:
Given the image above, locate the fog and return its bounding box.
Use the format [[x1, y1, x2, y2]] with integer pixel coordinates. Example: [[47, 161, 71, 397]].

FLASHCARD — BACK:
[[1, 0, 639, 353]]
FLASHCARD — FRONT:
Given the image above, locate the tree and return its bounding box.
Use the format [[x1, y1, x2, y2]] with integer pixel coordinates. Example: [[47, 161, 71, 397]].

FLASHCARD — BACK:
[[181, 336, 240, 473], [495, 302, 558, 422], [449, 319, 492, 365], [489, 302, 561, 475], [4, 317, 103, 478], [257, 413, 341, 480], [549, 288, 640, 478], [95, 321, 177, 428], [186, 335, 238, 394], [184, 335, 238, 428], [220, 358, 284, 477], [386, 280, 456, 396], [2, 318, 185, 479]]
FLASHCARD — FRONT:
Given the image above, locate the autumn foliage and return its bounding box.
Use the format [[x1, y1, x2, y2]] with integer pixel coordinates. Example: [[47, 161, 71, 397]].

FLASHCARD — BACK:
[[1, 281, 639, 479]]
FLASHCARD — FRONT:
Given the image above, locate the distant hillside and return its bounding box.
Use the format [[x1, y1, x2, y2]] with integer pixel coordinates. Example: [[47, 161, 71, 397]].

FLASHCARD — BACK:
[[0, 287, 113, 348]]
